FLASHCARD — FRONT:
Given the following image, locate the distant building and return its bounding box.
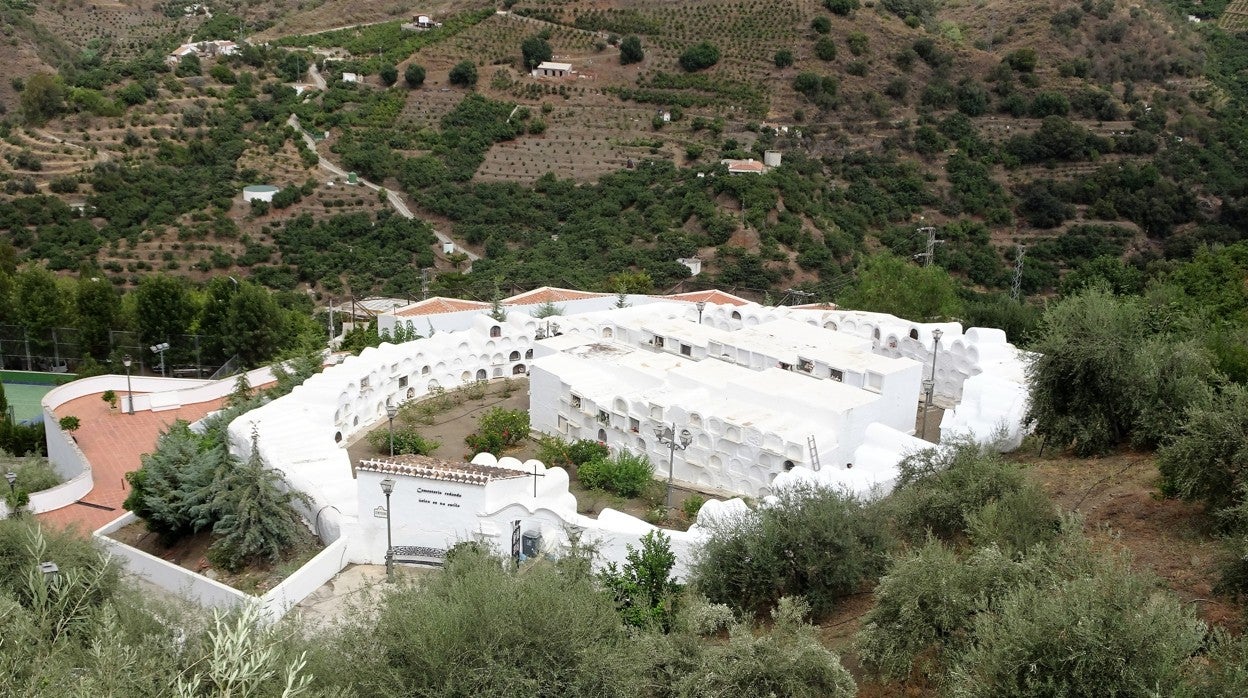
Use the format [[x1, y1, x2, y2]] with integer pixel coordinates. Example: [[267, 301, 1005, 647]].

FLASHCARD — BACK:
[[532, 61, 573, 79], [720, 158, 768, 174], [341, 72, 361, 84], [242, 184, 281, 203], [165, 40, 238, 66], [678, 257, 703, 276], [402, 14, 442, 30]]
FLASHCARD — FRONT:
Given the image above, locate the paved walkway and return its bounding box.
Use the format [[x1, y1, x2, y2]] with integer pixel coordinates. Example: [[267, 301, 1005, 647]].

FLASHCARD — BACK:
[[37, 393, 227, 533]]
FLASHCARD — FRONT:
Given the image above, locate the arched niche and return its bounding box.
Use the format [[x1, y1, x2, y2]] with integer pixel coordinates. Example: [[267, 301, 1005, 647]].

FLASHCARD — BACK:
[[597, 428, 607, 442], [427, 379, 441, 391], [509, 350, 521, 362], [421, 365, 431, 375], [512, 364, 526, 375], [476, 368, 487, 381], [525, 349, 534, 359], [406, 387, 415, 400], [492, 367, 503, 378], [461, 371, 471, 382], [489, 326, 501, 337]]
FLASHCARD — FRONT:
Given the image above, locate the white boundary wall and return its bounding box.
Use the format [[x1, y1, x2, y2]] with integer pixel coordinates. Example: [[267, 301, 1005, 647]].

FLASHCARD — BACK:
[[94, 513, 353, 623]]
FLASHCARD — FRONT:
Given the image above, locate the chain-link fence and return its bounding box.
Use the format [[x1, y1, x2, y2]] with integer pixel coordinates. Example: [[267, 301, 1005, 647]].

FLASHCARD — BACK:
[[0, 324, 230, 378]]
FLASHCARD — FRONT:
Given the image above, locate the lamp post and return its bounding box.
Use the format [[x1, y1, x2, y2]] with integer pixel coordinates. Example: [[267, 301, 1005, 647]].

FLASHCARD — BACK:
[[380, 477, 395, 581], [695, 301, 706, 324], [654, 423, 692, 509], [122, 354, 134, 415], [5, 471, 16, 494], [150, 342, 170, 378], [386, 402, 399, 457], [921, 328, 944, 441], [39, 561, 59, 585]]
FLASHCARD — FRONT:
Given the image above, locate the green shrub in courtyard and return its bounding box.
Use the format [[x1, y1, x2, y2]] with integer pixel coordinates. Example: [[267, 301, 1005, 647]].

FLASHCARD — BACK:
[[368, 424, 440, 456], [577, 451, 653, 497], [464, 407, 529, 454]]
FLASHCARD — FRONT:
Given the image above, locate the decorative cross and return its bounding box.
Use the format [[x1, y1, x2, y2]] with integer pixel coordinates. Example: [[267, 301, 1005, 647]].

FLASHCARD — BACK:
[[527, 463, 546, 497]]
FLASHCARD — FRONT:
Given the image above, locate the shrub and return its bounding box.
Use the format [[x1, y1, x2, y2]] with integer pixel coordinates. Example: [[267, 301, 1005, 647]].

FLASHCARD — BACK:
[[464, 407, 529, 454], [949, 564, 1205, 697], [328, 547, 646, 696], [619, 35, 644, 65], [811, 16, 832, 33], [598, 530, 681, 629], [814, 37, 837, 61], [825, 0, 859, 15], [577, 451, 653, 497], [1158, 385, 1248, 511], [57, 415, 80, 433], [1005, 48, 1037, 72], [966, 485, 1061, 554], [676, 597, 857, 697], [678, 42, 720, 72], [682, 494, 707, 520], [887, 440, 1028, 542], [774, 49, 794, 68], [692, 485, 892, 618], [379, 63, 398, 86], [847, 31, 869, 55], [404, 63, 426, 87], [368, 424, 440, 456], [449, 61, 478, 87]]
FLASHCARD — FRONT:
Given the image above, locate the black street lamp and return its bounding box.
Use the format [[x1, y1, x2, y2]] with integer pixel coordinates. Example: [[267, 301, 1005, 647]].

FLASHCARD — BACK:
[[921, 328, 944, 441], [695, 301, 706, 324], [122, 354, 134, 415], [380, 477, 395, 581], [386, 402, 399, 456], [654, 423, 693, 508]]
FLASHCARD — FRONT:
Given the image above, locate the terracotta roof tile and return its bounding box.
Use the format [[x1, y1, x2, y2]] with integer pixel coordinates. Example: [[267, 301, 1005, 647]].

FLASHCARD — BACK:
[[663, 290, 752, 306], [503, 287, 610, 305], [394, 297, 490, 317]]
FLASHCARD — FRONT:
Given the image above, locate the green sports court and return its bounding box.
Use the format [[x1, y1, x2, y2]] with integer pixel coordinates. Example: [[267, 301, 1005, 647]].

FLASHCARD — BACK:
[[1, 370, 72, 424]]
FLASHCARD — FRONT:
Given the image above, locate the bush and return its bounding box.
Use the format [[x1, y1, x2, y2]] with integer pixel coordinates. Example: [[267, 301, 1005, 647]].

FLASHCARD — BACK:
[[814, 37, 837, 61], [1005, 48, 1037, 72], [1158, 385, 1248, 511], [949, 564, 1204, 697], [678, 42, 721, 72], [57, 415, 80, 433], [825, 0, 859, 15], [404, 63, 426, 87], [774, 49, 794, 68], [620, 35, 644, 65], [966, 485, 1061, 554], [379, 63, 398, 86], [577, 451, 653, 497], [598, 530, 681, 630], [464, 407, 529, 454], [4, 457, 61, 494], [887, 440, 1029, 542], [449, 61, 478, 87], [368, 424, 440, 456], [676, 597, 857, 697], [692, 485, 892, 618], [326, 547, 646, 696], [682, 494, 707, 520], [811, 16, 832, 33]]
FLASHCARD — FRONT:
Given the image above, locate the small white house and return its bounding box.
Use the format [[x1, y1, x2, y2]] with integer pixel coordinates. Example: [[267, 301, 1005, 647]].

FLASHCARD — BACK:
[[532, 61, 573, 79], [341, 72, 361, 84], [402, 14, 442, 30], [242, 184, 280, 203], [678, 257, 703, 276]]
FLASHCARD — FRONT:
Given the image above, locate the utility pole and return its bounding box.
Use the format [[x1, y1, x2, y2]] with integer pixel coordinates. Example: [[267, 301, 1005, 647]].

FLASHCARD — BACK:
[[1010, 244, 1026, 302], [914, 225, 944, 268]]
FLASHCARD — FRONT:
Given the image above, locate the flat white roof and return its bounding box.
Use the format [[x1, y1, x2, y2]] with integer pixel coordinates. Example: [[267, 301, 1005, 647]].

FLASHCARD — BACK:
[[535, 62, 572, 71]]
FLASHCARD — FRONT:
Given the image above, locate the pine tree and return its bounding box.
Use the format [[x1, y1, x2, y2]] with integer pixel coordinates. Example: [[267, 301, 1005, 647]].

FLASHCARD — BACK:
[[489, 285, 508, 322], [203, 430, 312, 570]]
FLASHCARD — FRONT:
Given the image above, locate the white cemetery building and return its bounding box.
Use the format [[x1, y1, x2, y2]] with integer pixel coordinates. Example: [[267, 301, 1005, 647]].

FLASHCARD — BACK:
[[205, 287, 1032, 617]]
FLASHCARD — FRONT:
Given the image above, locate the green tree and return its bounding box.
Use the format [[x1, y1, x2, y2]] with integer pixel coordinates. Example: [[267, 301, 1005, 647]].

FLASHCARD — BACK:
[[74, 274, 119, 360], [404, 63, 426, 87], [123, 421, 216, 542], [175, 53, 202, 77], [599, 530, 681, 630], [196, 276, 237, 365], [200, 433, 312, 571], [825, 0, 859, 15], [1158, 385, 1248, 511], [134, 274, 194, 353], [13, 266, 70, 363], [224, 281, 282, 367], [619, 35, 644, 65], [679, 42, 721, 72], [19, 73, 66, 125], [842, 252, 962, 320], [378, 62, 398, 86], [692, 485, 892, 618], [814, 37, 837, 61], [774, 49, 795, 68], [811, 15, 832, 33], [521, 35, 553, 70], [449, 60, 478, 87], [950, 564, 1204, 697]]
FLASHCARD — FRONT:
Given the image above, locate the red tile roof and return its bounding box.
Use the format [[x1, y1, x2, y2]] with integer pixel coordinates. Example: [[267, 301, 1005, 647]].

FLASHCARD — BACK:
[[663, 290, 752, 306], [721, 159, 767, 174], [503, 287, 609, 305], [394, 297, 490, 317]]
